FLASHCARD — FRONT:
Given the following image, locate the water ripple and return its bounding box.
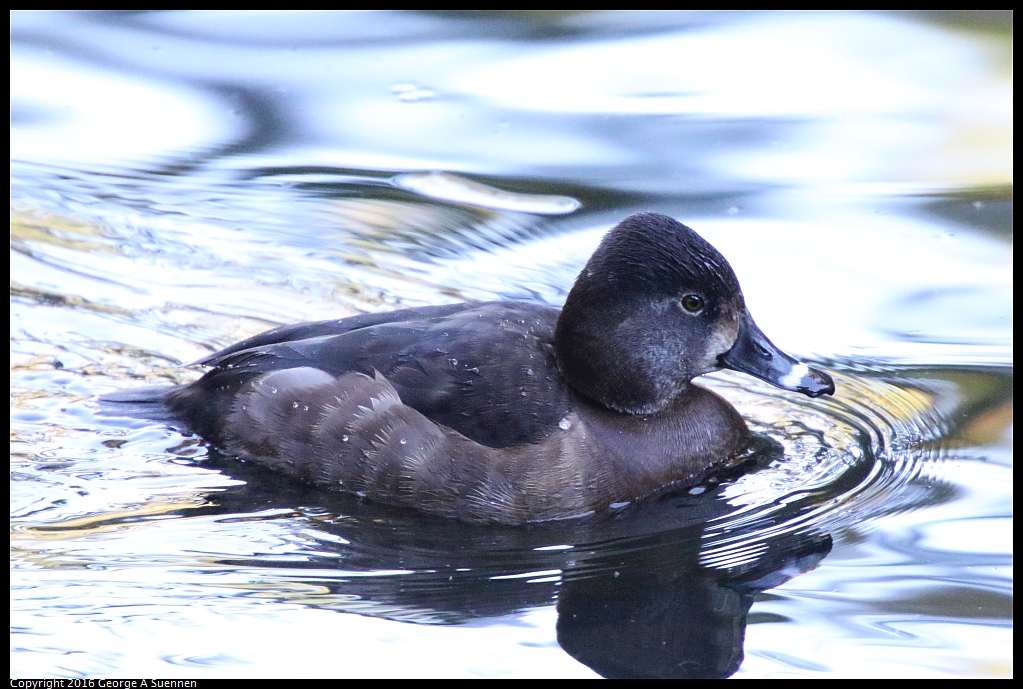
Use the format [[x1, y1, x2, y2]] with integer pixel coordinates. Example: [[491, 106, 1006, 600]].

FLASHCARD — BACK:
[[693, 366, 957, 571]]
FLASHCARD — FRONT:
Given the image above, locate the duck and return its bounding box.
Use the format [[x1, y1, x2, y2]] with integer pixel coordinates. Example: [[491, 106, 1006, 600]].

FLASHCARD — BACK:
[[102, 212, 834, 525]]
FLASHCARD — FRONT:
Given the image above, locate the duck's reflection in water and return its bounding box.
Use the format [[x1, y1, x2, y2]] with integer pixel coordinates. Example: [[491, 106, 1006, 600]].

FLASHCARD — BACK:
[[554, 517, 830, 678], [187, 448, 830, 678]]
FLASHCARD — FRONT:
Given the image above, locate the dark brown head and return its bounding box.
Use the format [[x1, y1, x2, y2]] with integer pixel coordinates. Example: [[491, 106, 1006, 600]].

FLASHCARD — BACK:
[[555, 213, 833, 414]]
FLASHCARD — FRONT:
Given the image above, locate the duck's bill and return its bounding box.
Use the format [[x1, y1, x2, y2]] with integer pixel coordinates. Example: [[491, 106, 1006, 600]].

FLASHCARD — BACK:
[[719, 310, 835, 398]]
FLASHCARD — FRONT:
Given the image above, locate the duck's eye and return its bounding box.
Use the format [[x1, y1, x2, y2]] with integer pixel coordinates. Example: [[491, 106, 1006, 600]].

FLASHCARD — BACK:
[[680, 293, 705, 313]]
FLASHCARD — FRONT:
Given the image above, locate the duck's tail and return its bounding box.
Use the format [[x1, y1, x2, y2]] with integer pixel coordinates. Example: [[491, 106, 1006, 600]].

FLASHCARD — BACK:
[[97, 385, 179, 424]]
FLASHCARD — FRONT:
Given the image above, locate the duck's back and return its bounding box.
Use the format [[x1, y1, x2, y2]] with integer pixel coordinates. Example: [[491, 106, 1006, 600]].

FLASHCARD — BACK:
[[167, 302, 572, 449]]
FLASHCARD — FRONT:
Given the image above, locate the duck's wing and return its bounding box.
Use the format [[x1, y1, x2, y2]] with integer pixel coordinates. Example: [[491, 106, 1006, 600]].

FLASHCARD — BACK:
[[192, 302, 477, 367], [169, 302, 570, 447]]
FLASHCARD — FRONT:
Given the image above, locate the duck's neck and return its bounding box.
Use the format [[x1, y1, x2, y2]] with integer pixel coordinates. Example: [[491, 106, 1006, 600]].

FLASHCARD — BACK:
[[572, 385, 751, 499]]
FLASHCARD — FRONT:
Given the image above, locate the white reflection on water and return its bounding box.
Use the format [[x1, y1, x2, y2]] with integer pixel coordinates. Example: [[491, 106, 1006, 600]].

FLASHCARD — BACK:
[[10, 48, 236, 168]]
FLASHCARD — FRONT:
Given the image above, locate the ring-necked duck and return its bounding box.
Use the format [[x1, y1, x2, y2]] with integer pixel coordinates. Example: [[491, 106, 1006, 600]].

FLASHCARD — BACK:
[[103, 212, 834, 524]]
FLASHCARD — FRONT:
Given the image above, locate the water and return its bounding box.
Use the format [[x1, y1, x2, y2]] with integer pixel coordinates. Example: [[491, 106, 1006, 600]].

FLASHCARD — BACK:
[[10, 11, 1012, 678]]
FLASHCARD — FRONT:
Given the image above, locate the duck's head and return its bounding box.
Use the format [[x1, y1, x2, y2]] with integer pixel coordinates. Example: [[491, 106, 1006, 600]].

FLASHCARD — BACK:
[[555, 212, 834, 415]]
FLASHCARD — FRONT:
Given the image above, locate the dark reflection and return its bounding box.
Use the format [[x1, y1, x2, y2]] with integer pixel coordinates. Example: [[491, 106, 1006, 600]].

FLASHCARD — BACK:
[[555, 530, 831, 678], [162, 441, 829, 678], [906, 186, 1013, 242]]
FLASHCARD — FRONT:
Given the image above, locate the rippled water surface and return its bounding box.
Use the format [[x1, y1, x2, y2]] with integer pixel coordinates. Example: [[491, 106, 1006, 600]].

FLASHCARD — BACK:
[[11, 11, 1012, 678]]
